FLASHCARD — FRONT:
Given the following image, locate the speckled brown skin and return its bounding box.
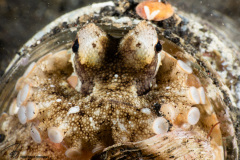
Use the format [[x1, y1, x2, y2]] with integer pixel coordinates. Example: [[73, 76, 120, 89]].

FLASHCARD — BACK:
[[0, 21, 226, 159], [70, 21, 161, 146]]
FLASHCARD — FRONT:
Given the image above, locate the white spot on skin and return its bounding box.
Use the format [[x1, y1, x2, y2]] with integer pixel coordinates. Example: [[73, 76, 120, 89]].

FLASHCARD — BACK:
[[121, 136, 128, 142], [89, 117, 96, 129], [114, 74, 118, 78], [118, 122, 128, 132], [50, 85, 55, 88], [58, 120, 69, 130], [67, 106, 80, 115], [129, 121, 135, 128], [116, 110, 120, 115], [152, 117, 169, 134], [94, 109, 100, 116], [141, 108, 151, 115], [30, 126, 41, 143], [187, 107, 200, 125], [21, 151, 27, 156], [112, 119, 117, 125], [56, 99, 62, 102]]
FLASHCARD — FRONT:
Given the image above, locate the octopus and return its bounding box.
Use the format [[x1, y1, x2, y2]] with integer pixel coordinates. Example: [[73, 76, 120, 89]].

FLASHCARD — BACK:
[[0, 5, 238, 159]]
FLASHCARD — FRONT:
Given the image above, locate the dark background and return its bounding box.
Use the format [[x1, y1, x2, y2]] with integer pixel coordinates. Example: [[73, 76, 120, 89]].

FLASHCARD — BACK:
[[0, 0, 239, 77]]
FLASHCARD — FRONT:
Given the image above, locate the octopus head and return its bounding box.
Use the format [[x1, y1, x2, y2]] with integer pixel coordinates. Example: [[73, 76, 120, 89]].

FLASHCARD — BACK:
[[72, 21, 162, 95]]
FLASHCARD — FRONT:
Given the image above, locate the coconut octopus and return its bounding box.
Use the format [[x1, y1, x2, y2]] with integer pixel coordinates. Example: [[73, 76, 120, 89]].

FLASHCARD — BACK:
[[0, 3, 238, 160]]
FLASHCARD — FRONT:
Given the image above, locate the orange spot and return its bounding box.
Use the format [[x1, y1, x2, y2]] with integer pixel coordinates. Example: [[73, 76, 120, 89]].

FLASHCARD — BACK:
[[67, 75, 78, 88], [136, 1, 174, 21]]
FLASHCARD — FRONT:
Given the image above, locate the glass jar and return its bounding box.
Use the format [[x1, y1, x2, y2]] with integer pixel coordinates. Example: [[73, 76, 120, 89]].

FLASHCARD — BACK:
[[0, 0, 239, 159]]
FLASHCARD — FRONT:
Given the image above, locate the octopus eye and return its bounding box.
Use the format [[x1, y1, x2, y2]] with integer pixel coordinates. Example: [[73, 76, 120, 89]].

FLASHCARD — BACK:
[[74, 23, 108, 67], [119, 21, 159, 69], [155, 41, 162, 53], [72, 39, 79, 53], [0, 134, 5, 143]]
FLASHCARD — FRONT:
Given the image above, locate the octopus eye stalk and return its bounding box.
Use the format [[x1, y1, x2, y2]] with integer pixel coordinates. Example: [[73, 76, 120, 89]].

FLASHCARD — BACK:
[[72, 23, 109, 95], [74, 23, 108, 67], [119, 21, 162, 95], [119, 21, 160, 70]]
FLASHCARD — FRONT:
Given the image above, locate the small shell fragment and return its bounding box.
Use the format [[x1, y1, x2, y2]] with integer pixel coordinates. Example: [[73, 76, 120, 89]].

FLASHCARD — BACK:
[[30, 125, 42, 143], [136, 1, 174, 21], [67, 106, 80, 116], [48, 127, 64, 143], [152, 117, 169, 134], [177, 60, 193, 74], [17, 106, 27, 124], [187, 107, 200, 125], [26, 102, 38, 120], [67, 75, 79, 89]]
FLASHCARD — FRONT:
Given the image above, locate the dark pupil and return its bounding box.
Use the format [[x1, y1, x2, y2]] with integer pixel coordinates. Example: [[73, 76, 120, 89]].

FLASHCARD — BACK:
[[72, 39, 79, 53], [155, 41, 162, 52], [0, 134, 5, 143]]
